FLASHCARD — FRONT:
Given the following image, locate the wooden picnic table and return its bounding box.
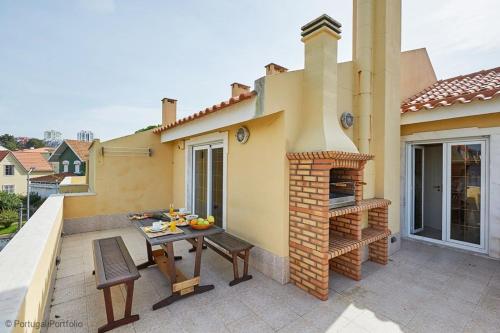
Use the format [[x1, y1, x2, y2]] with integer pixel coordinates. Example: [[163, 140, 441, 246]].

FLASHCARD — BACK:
[[132, 218, 224, 310]]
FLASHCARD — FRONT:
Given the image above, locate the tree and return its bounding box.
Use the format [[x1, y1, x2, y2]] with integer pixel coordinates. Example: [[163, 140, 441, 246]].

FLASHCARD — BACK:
[[25, 138, 45, 149], [0, 134, 19, 150], [135, 125, 160, 133], [0, 192, 22, 211], [0, 210, 17, 229]]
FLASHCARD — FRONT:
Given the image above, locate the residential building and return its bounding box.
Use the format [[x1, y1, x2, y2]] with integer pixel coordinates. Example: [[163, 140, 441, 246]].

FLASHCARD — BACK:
[[62, 17, 500, 288], [43, 130, 62, 142], [48, 140, 91, 175], [77, 130, 94, 142], [1, 3, 500, 332], [0, 150, 54, 195], [400, 65, 500, 255], [30, 172, 88, 198], [43, 130, 62, 147], [21, 147, 58, 172]]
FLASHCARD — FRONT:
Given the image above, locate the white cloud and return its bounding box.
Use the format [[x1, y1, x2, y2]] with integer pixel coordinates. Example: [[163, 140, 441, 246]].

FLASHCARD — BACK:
[[402, 0, 500, 78], [78, 0, 116, 14]]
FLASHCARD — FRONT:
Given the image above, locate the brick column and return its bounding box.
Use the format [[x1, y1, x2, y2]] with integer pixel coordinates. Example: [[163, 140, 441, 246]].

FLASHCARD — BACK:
[[288, 158, 330, 300], [287, 151, 374, 300], [368, 206, 389, 264]]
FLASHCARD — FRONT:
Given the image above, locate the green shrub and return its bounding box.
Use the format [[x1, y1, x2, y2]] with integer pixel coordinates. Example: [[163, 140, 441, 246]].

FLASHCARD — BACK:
[[0, 210, 18, 229], [0, 192, 22, 211], [21, 192, 44, 210]]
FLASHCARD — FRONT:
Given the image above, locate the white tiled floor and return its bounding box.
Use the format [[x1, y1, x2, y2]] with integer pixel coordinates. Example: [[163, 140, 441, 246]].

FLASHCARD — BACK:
[[48, 227, 500, 333]]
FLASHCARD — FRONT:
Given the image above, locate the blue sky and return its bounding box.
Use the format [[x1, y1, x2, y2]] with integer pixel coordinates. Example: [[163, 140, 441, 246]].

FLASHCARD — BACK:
[[1, 0, 499, 140]]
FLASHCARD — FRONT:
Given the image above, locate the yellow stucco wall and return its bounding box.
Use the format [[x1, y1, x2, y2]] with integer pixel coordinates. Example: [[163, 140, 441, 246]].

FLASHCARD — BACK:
[[171, 113, 288, 256], [64, 130, 174, 219], [400, 48, 437, 101], [401, 113, 500, 136]]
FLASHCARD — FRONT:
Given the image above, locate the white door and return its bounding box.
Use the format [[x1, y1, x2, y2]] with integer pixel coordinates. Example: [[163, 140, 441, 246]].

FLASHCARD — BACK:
[[192, 143, 224, 227], [445, 141, 486, 249], [411, 146, 425, 234]]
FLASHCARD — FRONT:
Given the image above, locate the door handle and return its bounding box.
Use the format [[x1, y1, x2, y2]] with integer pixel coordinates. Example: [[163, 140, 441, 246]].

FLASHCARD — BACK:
[[433, 185, 441, 192], [213, 205, 219, 209]]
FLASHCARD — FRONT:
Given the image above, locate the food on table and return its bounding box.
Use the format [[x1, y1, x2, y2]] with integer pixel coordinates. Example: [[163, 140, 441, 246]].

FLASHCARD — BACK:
[[129, 213, 153, 220], [207, 216, 215, 224], [190, 217, 212, 228], [170, 221, 176, 232], [175, 218, 189, 226]]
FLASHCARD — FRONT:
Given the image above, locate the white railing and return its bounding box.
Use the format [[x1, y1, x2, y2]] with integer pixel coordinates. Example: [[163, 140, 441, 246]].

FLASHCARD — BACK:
[[0, 195, 64, 333]]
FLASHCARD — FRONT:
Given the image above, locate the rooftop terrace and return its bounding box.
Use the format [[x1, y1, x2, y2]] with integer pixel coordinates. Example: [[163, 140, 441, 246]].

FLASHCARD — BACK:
[[47, 225, 500, 333]]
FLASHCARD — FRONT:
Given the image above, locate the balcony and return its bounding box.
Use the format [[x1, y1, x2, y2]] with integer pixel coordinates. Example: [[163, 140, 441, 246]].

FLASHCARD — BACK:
[[1, 195, 499, 333]]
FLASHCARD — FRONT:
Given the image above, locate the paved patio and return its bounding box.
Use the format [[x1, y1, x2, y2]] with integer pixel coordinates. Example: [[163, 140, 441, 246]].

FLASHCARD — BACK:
[[48, 226, 500, 333]]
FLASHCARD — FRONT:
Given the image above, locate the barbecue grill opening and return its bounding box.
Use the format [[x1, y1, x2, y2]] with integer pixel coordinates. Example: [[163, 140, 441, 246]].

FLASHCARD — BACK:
[[329, 168, 356, 209]]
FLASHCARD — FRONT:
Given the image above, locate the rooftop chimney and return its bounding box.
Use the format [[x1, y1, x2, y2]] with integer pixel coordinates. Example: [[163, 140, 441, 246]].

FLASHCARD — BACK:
[[231, 82, 250, 97], [161, 98, 177, 126], [293, 14, 358, 153], [265, 63, 288, 75]]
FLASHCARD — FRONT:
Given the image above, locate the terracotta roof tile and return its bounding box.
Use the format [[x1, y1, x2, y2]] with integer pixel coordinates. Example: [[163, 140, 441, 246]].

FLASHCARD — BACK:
[[65, 140, 92, 161], [21, 147, 55, 154], [153, 91, 257, 134], [30, 172, 76, 184], [11, 151, 53, 172], [401, 67, 500, 113], [0, 151, 9, 162]]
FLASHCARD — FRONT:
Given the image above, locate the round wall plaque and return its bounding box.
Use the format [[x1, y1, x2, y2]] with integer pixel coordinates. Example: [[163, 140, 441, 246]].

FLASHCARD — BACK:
[[341, 112, 354, 129], [236, 126, 250, 144]]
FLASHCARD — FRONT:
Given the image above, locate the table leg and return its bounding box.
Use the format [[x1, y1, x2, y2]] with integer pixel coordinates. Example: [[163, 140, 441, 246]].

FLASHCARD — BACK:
[[165, 242, 176, 285], [137, 240, 155, 269], [194, 236, 203, 277], [152, 236, 215, 311], [188, 244, 207, 253], [152, 285, 214, 310]]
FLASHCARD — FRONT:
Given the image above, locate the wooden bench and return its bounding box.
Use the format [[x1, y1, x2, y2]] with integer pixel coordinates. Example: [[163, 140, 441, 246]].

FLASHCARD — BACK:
[[93, 237, 141, 333], [191, 232, 253, 286]]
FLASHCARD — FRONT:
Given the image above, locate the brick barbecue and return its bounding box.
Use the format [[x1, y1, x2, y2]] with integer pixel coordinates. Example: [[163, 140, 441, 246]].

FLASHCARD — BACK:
[[287, 151, 391, 301]]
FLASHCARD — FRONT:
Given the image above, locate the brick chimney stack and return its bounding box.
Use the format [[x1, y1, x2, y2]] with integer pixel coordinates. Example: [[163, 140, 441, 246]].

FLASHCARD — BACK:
[[161, 98, 177, 126]]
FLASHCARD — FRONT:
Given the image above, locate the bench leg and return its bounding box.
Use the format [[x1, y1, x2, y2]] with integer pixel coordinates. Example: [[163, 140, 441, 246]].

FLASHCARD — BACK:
[[229, 250, 253, 287], [98, 284, 139, 333], [103, 287, 114, 323], [124, 281, 134, 317]]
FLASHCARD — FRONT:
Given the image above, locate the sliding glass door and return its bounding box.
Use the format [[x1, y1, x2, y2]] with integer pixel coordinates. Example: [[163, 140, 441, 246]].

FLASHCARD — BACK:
[[446, 141, 486, 248], [408, 139, 487, 251], [192, 144, 224, 227]]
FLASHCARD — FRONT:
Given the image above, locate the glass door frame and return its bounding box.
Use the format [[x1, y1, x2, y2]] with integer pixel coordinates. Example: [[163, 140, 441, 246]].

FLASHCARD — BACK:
[[192, 144, 211, 218], [185, 132, 228, 229], [410, 145, 425, 234], [405, 138, 489, 253], [444, 140, 487, 250]]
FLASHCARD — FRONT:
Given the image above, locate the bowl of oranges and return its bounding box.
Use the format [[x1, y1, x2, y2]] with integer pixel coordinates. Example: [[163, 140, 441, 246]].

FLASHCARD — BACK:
[[190, 216, 215, 230]]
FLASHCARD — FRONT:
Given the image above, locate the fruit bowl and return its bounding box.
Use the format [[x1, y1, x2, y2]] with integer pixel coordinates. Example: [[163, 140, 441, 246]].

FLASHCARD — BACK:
[[190, 224, 213, 230]]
